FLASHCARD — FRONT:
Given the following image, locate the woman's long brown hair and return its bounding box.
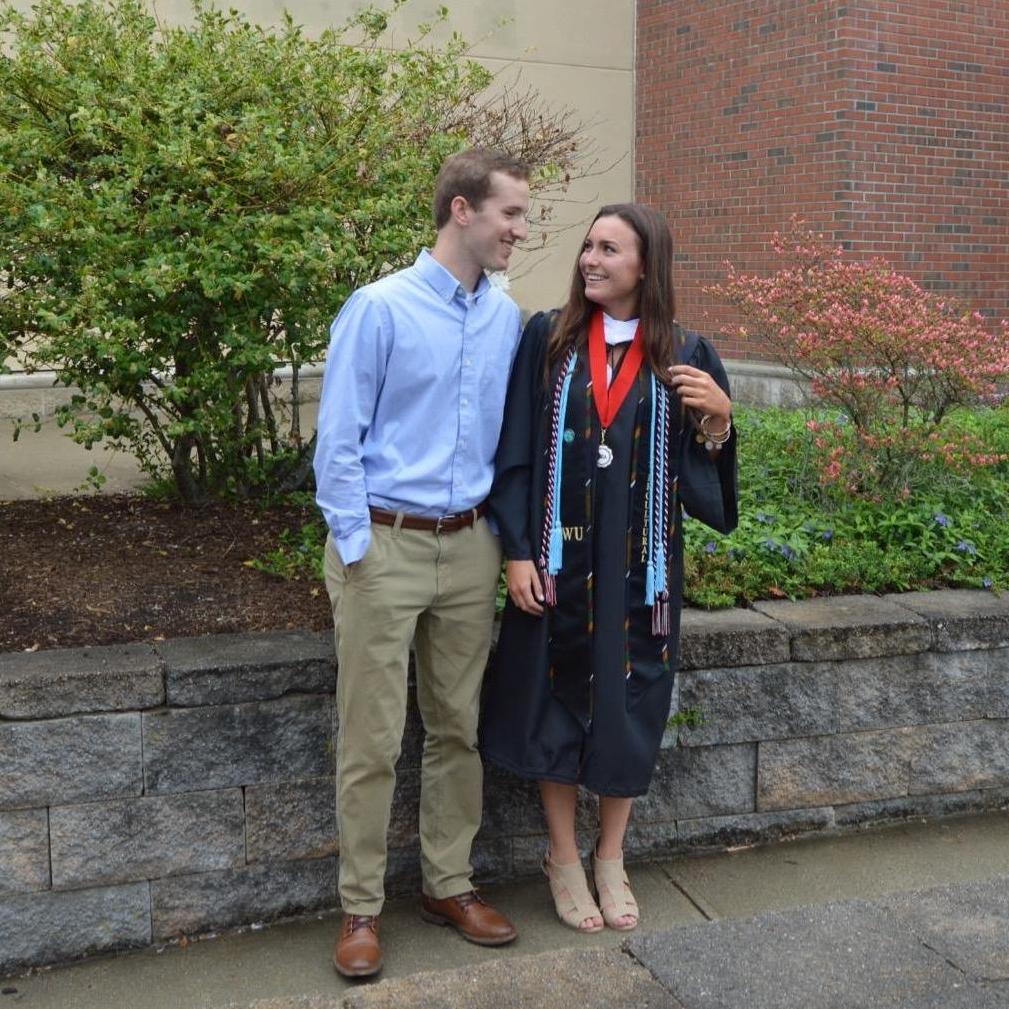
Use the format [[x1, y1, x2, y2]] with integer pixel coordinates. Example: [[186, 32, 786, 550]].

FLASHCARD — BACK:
[[546, 203, 680, 381]]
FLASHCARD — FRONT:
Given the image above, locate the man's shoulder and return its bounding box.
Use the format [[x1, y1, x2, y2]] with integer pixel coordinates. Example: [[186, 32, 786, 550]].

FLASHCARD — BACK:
[[353, 263, 421, 305]]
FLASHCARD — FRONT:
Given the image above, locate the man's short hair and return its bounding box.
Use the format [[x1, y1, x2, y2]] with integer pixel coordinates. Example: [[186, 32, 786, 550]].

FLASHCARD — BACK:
[[432, 149, 530, 229]]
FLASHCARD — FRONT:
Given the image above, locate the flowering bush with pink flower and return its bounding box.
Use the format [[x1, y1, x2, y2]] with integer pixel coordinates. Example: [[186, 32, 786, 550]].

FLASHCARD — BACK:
[[708, 221, 1009, 497]]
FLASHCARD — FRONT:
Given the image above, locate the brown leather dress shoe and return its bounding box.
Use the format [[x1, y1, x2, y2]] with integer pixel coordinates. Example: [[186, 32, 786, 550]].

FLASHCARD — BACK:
[[332, 913, 382, 978], [420, 890, 518, 946]]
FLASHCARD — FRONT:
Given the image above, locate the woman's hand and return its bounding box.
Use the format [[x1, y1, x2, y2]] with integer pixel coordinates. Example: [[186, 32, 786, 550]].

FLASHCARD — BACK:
[[507, 559, 545, 616], [668, 365, 732, 427]]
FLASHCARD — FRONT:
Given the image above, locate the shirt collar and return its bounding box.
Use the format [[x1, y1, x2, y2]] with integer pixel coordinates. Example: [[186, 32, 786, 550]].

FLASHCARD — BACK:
[[415, 249, 491, 304], [602, 312, 640, 345]]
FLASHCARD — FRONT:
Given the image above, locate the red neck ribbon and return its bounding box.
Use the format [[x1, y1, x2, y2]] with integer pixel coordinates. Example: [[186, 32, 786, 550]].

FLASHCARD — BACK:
[[587, 309, 645, 430]]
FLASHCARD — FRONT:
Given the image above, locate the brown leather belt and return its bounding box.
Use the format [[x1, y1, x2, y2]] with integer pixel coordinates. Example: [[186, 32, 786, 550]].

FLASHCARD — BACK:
[[368, 502, 488, 534]]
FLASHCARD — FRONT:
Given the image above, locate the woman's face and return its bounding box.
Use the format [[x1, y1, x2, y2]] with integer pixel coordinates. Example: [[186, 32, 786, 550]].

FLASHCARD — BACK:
[[579, 215, 645, 320]]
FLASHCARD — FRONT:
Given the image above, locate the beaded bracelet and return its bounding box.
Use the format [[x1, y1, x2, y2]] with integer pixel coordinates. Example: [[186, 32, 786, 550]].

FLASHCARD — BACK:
[[696, 413, 732, 451]]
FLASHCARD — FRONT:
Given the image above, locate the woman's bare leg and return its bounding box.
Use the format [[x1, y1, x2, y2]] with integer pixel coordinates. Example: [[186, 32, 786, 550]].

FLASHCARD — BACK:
[[539, 781, 580, 862], [597, 795, 633, 859], [539, 781, 603, 931], [597, 796, 637, 928]]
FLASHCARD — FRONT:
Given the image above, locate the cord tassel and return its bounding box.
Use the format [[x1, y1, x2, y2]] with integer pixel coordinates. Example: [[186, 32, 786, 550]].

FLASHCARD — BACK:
[[540, 566, 557, 607], [652, 594, 671, 636]]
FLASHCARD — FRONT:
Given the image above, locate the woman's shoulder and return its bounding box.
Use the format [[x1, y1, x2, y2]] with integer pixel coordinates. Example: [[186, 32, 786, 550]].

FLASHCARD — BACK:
[[510, 308, 560, 378], [522, 308, 562, 339], [674, 322, 723, 368], [515, 308, 561, 363]]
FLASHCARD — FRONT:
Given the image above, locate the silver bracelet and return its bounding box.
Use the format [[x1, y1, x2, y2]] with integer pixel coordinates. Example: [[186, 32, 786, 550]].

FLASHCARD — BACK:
[[697, 413, 732, 450]]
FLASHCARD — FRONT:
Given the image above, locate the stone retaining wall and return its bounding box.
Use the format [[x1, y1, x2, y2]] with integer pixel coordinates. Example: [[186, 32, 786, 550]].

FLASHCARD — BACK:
[[3, 590, 1009, 975]]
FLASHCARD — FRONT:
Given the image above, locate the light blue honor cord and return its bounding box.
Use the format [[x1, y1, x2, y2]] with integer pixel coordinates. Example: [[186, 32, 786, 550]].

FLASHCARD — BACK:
[[654, 383, 668, 592], [547, 352, 577, 576], [645, 372, 658, 605]]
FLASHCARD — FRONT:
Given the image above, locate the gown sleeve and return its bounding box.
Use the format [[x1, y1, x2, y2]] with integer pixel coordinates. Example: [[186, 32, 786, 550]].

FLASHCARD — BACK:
[[489, 311, 551, 561], [677, 336, 739, 535]]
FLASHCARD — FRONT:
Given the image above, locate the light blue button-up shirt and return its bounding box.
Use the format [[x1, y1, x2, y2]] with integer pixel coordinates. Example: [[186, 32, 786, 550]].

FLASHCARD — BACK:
[[314, 250, 523, 564]]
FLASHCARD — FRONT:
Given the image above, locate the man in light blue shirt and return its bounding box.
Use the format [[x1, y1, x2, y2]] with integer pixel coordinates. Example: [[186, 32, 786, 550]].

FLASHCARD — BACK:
[[315, 149, 530, 978]]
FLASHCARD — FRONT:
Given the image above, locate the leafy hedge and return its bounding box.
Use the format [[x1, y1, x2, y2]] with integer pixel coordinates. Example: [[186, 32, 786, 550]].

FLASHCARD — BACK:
[[682, 405, 1009, 607], [0, 0, 583, 502]]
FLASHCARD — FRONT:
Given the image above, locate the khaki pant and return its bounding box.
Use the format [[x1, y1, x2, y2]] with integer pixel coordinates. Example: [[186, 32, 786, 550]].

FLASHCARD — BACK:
[[324, 517, 501, 916]]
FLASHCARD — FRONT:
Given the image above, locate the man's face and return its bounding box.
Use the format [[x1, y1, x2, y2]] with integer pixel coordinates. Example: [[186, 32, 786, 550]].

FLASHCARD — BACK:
[[461, 171, 531, 274]]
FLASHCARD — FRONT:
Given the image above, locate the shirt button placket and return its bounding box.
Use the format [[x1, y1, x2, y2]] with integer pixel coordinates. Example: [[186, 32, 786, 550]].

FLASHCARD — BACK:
[[454, 309, 473, 510]]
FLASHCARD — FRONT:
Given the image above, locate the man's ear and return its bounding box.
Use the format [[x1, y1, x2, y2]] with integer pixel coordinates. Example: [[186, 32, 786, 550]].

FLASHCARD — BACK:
[[449, 194, 471, 228]]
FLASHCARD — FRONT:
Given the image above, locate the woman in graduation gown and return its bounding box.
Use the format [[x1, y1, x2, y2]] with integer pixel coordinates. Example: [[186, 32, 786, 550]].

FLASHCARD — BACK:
[[481, 203, 737, 933]]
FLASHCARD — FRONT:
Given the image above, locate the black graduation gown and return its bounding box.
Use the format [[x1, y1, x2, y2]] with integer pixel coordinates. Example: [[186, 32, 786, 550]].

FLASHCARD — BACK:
[[480, 311, 738, 797]]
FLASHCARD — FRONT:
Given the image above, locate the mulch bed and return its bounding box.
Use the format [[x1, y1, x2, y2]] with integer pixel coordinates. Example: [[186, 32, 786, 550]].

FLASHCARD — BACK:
[[0, 493, 331, 653]]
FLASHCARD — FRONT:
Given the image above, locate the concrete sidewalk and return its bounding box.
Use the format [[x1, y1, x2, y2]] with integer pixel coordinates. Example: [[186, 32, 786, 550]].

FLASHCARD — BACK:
[[7, 811, 1009, 1008]]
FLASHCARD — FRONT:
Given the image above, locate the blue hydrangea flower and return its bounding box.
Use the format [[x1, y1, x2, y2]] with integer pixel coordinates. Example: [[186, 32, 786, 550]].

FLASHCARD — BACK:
[[779, 543, 797, 561], [704, 541, 717, 554], [955, 540, 976, 555], [821, 529, 834, 541], [982, 576, 994, 589], [933, 513, 951, 527]]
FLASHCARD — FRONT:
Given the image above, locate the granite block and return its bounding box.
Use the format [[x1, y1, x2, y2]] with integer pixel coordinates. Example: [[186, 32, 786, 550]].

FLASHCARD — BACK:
[[678, 607, 790, 671], [640, 743, 757, 820], [677, 662, 837, 746], [143, 695, 333, 793], [833, 787, 1009, 829], [0, 642, 163, 719], [836, 650, 992, 731], [886, 589, 1009, 651], [150, 858, 337, 940], [752, 594, 931, 661], [50, 790, 245, 889], [0, 882, 150, 975], [0, 808, 49, 893], [158, 631, 333, 706], [911, 719, 1009, 794], [246, 778, 338, 863], [758, 728, 918, 810], [676, 806, 835, 849], [0, 713, 142, 809]]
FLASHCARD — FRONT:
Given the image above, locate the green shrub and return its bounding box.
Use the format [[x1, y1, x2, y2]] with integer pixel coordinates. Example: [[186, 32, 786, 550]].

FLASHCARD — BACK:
[[709, 222, 1009, 498], [682, 406, 1009, 607], [0, 0, 584, 502]]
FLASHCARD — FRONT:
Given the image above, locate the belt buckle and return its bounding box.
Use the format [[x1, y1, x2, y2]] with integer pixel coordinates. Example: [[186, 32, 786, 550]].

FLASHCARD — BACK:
[[436, 511, 465, 533]]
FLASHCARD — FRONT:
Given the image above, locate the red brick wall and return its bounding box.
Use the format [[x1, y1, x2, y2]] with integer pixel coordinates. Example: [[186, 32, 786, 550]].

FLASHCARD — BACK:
[[636, 0, 1009, 360]]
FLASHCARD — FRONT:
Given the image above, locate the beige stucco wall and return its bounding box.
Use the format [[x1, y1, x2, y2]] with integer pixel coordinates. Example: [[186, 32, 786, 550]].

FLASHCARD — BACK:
[[145, 0, 635, 312], [3, 0, 631, 374], [0, 1, 633, 488]]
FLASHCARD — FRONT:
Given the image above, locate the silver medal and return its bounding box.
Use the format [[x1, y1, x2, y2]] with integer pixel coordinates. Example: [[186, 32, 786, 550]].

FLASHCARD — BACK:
[[597, 443, 614, 468]]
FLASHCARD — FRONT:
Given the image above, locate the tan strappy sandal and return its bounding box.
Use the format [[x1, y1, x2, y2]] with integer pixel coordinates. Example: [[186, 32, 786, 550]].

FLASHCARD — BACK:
[[591, 848, 639, 931], [542, 853, 604, 933]]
